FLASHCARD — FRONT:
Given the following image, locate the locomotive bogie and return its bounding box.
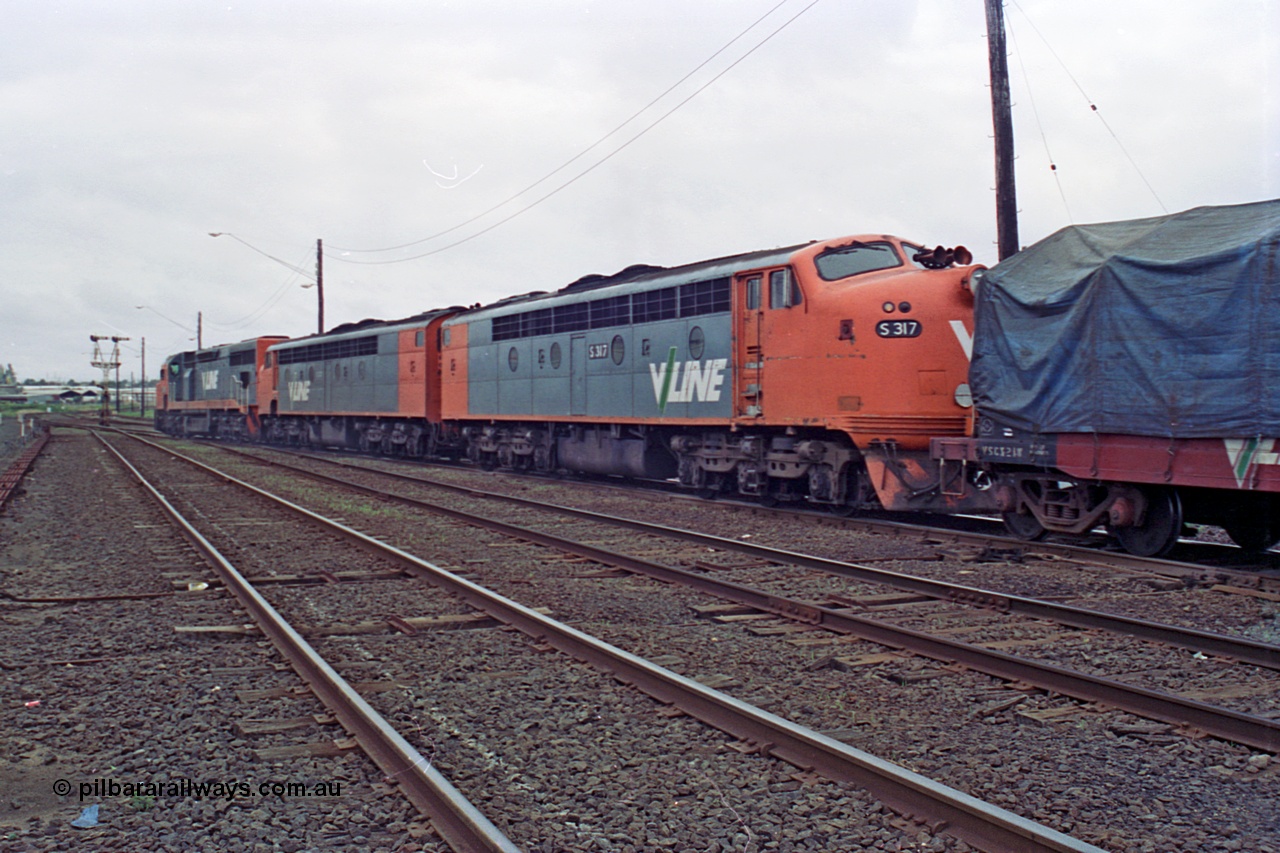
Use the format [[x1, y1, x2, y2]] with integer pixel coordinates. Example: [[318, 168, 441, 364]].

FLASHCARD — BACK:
[[666, 430, 872, 508]]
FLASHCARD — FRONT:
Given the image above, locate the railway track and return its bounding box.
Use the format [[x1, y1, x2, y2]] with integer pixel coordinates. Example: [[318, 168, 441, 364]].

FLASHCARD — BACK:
[[94, 432, 519, 852], [180, 439, 1280, 753], [0, 432, 458, 850], [0, 421, 49, 512], [214, 434, 1280, 586], [115, 432, 1280, 849], [96, 429, 1109, 852]]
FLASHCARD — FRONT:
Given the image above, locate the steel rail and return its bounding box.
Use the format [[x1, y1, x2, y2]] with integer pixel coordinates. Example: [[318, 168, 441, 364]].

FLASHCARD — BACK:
[[177, 435, 1280, 589], [119, 438, 1105, 852], [191, 439, 1280, 752], [220, 444, 1280, 672], [0, 424, 50, 511], [92, 432, 521, 853]]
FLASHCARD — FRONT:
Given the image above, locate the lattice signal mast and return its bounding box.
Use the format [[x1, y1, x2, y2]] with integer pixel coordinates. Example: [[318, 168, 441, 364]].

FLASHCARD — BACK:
[[90, 335, 127, 424]]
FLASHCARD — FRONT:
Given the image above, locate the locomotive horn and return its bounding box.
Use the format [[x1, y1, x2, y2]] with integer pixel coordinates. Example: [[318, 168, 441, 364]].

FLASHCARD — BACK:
[[913, 245, 973, 269]]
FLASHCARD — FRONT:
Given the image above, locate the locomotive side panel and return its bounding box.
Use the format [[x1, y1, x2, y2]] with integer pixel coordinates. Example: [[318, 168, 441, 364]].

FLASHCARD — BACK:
[[440, 321, 471, 420], [530, 337, 571, 416], [581, 330, 633, 419], [498, 337, 534, 415], [274, 331, 399, 417], [456, 280, 737, 424], [634, 316, 733, 421], [396, 325, 432, 417], [461, 320, 498, 414]]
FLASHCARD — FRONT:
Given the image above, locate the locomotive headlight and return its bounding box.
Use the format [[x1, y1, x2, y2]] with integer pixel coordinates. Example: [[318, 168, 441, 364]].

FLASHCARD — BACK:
[[963, 267, 987, 293], [882, 301, 895, 313], [954, 383, 973, 408]]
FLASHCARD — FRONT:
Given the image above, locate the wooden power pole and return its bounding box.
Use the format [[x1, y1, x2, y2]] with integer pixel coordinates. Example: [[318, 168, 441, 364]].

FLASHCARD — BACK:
[[985, 0, 1019, 260], [316, 238, 325, 335]]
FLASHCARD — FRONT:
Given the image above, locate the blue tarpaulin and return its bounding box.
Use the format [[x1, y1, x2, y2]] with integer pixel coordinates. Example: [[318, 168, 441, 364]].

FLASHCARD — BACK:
[[970, 199, 1280, 438]]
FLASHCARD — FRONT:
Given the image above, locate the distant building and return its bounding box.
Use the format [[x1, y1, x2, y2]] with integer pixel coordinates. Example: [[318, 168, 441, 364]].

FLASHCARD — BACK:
[[9, 385, 102, 404]]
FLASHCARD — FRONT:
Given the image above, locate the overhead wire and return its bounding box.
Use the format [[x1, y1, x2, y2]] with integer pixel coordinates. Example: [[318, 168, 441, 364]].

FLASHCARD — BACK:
[[204, 249, 316, 331], [328, 0, 821, 266], [1006, 14, 1073, 222], [209, 232, 316, 279], [327, 0, 798, 256], [1009, 0, 1167, 213]]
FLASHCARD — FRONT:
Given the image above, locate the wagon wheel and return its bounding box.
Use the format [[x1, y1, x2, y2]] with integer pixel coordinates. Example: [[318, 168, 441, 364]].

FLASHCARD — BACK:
[[1222, 518, 1280, 553], [1001, 509, 1047, 541], [1114, 488, 1183, 558]]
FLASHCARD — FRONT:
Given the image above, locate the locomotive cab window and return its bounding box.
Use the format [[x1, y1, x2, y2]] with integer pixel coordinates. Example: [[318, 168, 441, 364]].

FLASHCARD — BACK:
[[745, 276, 762, 310], [814, 241, 903, 280], [769, 269, 801, 309]]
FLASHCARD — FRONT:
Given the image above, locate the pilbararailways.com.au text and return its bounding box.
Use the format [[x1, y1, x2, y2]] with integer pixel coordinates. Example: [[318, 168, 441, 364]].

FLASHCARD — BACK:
[[55, 777, 344, 802]]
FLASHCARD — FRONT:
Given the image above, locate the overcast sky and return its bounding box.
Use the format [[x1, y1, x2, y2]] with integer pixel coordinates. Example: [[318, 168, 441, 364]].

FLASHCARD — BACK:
[[3, 0, 1276, 382]]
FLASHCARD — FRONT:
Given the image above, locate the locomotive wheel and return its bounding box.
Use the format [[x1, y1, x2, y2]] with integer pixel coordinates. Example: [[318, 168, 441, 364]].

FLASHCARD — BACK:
[[1001, 509, 1047, 541], [832, 463, 875, 516], [1114, 488, 1183, 557], [698, 472, 729, 501], [1222, 519, 1280, 553]]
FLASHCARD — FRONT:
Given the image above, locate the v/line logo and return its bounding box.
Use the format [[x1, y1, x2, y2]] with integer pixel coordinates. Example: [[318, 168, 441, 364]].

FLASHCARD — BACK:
[[1225, 437, 1280, 488], [650, 348, 727, 413]]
